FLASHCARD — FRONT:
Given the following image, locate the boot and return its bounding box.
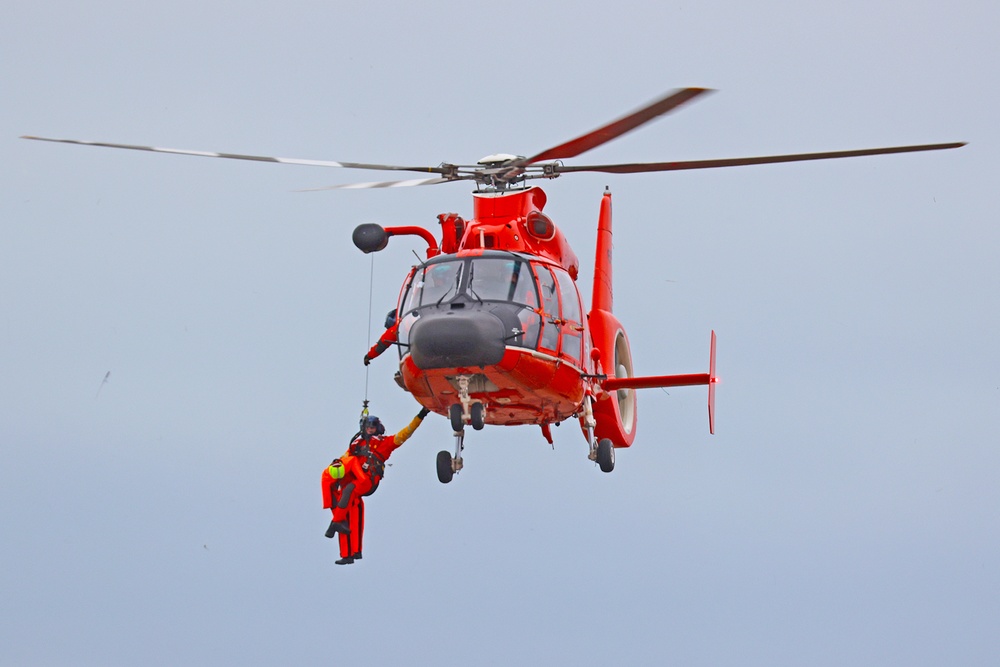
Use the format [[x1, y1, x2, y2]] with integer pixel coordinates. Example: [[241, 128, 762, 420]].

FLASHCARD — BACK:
[[325, 520, 350, 537], [335, 556, 355, 565]]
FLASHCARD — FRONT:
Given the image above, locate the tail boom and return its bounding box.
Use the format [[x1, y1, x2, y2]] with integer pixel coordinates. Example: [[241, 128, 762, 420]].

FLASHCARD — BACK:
[[600, 330, 718, 434]]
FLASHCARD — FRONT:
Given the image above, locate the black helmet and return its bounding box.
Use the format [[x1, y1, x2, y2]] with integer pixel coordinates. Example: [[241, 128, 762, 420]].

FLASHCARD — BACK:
[[360, 414, 385, 436]]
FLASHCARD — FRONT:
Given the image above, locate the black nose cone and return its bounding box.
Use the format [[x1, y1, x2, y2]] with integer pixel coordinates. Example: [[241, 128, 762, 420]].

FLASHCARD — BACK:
[[409, 310, 506, 369]]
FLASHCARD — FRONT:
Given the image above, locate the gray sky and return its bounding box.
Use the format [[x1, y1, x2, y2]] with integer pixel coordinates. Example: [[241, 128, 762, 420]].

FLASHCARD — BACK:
[[4, 1, 997, 664]]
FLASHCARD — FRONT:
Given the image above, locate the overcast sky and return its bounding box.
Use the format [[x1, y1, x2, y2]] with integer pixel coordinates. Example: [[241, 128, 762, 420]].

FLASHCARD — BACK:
[[3, 1, 997, 665]]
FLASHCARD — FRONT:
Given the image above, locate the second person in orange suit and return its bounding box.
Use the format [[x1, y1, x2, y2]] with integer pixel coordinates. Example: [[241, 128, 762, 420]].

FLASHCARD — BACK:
[[321, 458, 365, 563]]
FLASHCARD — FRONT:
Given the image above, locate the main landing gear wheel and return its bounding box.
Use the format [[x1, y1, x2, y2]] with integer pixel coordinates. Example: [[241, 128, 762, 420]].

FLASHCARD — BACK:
[[449, 404, 464, 432], [597, 438, 615, 473], [436, 450, 454, 484], [450, 402, 485, 431], [470, 402, 485, 430]]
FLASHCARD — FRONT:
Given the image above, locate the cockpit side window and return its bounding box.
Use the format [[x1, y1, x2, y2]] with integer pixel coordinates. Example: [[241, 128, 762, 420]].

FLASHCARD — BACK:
[[537, 266, 560, 351], [509, 261, 539, 307], [538, 266, 559, 317], [554, 268, 583, 363], [396, 268, 417, 349], [396, 268, 416, 319], [554, 269, 582, 324]]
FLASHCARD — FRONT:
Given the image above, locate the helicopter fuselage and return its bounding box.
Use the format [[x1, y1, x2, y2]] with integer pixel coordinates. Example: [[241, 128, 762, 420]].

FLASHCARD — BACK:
[[376, 186, 658, 451], [390, 186, 595, 430]]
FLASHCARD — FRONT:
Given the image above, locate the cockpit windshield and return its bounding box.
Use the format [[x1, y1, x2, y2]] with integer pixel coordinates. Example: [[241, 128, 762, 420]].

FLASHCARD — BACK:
[[397, 254, 544, 352], [467, 258, 538, 306], [402, 256, 538, 310]]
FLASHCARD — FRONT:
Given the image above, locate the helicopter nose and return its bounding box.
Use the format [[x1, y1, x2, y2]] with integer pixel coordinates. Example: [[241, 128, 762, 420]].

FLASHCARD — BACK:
[[408, 310, 507, 370]]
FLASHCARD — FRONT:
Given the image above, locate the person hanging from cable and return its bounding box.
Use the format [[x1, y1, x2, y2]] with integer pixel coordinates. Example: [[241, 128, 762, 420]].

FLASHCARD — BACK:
[[321, 457, 363, 564], [322, 407, 431, 565]]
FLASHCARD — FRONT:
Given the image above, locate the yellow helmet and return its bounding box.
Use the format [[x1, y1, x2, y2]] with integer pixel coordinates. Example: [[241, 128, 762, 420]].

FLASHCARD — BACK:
[[328, 461, 345, 479]]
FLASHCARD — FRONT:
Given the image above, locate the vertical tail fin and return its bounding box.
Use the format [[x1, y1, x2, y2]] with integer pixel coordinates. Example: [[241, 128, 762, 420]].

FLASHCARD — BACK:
[[592, 187, 614, 313], [708, 330, 717, 435]]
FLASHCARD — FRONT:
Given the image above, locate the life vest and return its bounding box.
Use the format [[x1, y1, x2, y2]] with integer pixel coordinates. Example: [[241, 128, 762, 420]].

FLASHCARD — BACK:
[[351, 439, 386, 496]]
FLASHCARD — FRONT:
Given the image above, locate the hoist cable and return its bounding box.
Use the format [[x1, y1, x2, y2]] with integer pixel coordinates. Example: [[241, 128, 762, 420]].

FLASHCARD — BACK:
[[361, 252, 375, 419]]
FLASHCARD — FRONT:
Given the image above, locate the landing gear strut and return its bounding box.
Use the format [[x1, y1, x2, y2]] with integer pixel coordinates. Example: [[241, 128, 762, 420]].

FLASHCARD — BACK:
[[584, 393, 615, 473], [438, 377, 485, 483]]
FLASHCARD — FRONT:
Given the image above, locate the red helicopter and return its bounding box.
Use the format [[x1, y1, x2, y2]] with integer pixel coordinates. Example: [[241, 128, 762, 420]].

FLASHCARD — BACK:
[[22, 88, 964, 482]]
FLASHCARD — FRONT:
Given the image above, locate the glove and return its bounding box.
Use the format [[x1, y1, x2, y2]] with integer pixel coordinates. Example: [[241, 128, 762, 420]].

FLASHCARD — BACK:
[[417, 407, 430, 419], [363, 354, 371, 366]]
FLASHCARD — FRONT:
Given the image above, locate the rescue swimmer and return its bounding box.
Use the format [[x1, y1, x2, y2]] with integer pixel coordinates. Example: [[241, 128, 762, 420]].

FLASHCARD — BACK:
[[322, 408, 429, 565]]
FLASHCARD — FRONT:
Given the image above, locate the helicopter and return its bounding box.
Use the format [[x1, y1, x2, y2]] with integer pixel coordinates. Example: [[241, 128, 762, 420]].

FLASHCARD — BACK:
[[22, 87, 964, 483]]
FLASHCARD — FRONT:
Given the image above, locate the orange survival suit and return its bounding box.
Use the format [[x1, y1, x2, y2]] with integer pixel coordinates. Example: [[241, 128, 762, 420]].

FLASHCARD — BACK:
[[322, 409, 428, 564]]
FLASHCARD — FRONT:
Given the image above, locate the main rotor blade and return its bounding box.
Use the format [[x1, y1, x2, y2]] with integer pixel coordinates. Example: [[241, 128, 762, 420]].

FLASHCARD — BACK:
[[553, 142, 966, 175], [20, 136, 452, 175], [518, 87, 712, 166], [297, 177, 459, 191]]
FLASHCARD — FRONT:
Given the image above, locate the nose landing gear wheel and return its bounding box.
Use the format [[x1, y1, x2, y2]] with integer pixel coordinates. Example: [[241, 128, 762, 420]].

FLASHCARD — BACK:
[[449, 404, 464, 432], [470, 402, 485, 430], [596, 438, 615, 473], [436, 450, 454, 484]]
